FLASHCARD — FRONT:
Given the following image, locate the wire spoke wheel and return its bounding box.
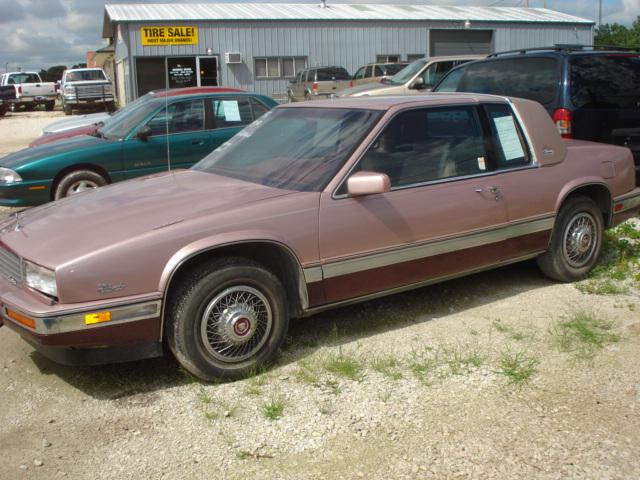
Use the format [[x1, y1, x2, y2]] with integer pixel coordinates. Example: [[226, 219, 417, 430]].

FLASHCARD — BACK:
[[562, 212, 597, 268], [200, 285, 273, 363]]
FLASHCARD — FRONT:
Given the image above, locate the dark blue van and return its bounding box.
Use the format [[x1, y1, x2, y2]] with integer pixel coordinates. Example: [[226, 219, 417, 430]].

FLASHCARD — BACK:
[[434, 46, 640, 184]]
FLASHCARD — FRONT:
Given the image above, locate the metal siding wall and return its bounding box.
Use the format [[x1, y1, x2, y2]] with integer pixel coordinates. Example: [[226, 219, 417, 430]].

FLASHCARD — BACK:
[[123, 20, 592, 100]]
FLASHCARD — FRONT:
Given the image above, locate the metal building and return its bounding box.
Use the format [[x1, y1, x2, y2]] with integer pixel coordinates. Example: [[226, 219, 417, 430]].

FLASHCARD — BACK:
[[102, 3, 593, 104]]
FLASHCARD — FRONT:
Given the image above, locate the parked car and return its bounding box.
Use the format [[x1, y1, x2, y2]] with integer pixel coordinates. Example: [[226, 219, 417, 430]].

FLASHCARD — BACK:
[[0, 90, 276, 205], [337, 55, 484, 97], [60, 68, 115, 115], [432, 46, 640, 184], [0, 85, 16, 117], [349, 62, 408, 87], [1, 94, 638, 380], [0, 71, 56, 112], [287, 66, 351, 101], [31, 87, 245, 147]]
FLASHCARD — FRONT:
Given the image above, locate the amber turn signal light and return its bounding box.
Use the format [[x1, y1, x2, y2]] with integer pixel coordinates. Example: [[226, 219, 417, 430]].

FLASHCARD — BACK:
[[6, 309, 36, 329], [84, 311, 112, 325]]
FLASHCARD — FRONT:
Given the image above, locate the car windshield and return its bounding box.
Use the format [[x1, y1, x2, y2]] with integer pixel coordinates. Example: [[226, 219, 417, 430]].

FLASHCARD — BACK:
[[194, 107, 382, 192], [98, 99, 162, 140], [387, 59, 426, 85], [66, 70, 107, 82], [380, 64, 407, 76]]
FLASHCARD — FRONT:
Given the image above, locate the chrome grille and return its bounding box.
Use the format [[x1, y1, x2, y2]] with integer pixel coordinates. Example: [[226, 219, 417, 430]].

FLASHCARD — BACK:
[[0, 246, 23, 285], [76, 85, 109, 99]]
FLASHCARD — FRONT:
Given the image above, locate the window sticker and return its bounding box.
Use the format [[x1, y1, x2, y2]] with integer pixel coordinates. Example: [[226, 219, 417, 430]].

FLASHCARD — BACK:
[[222, 100, 241, 122], [493, 115, 525, 161], [477, 156, 486, 171]]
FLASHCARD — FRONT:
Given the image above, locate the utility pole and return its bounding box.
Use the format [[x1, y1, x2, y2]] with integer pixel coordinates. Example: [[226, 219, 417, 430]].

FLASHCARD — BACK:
[[598, 0, 602, 26]]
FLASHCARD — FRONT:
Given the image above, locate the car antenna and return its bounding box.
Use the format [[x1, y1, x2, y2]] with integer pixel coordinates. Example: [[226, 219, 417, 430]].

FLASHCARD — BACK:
[[165, 88, 171, 172]]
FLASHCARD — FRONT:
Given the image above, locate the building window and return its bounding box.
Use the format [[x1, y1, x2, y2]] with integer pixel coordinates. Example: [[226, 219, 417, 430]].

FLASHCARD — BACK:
[[255, 58, 280, 78], [376, 54, 400, 63], [255, 57, 307, 79], [282, 57, 307, 77], [407, 54, 425, 62]]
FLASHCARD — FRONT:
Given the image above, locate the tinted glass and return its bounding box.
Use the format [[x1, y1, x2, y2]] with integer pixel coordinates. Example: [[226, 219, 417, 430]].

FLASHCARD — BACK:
[[433, 67, 466, 92], [380, 64, 407, 76], [570, 55, 640, 108], [147, 99, 205, 135], [354, 106, 486, 188], [420, 61, 454, 87], [354, 67, 366, 80], [250, 98, 269, 119], [316, 68, 351, 81], [194, 107, 381, 191], [484, 103, 530, 168], [66, 70, 107, 82], [456, 57, 560, 105]]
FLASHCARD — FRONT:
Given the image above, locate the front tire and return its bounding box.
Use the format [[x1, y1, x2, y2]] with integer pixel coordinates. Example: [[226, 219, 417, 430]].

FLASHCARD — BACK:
[[166, 257, 289, 381], [53, 169, 107, 200], [537, 195, 603, 282], [63, 102, 72, 116]]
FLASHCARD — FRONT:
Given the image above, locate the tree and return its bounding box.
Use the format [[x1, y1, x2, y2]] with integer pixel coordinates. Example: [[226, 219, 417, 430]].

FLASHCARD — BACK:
[[595, 17, 640, 48]]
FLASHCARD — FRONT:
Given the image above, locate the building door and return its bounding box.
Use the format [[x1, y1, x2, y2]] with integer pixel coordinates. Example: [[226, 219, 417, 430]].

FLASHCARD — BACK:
[[167, 57, 198, 88], [198, 57, 218, 86], [429, 30, 493, 56], [136, 57, 166, 96]]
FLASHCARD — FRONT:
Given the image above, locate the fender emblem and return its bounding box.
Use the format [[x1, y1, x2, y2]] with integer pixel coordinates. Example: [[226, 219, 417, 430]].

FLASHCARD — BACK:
[[543, 147, 554, 157], [97, 283, 126, 294]]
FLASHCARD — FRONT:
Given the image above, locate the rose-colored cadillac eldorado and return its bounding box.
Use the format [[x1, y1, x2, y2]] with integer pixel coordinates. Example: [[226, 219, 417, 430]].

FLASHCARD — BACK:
[[1, 94, 639, 380]]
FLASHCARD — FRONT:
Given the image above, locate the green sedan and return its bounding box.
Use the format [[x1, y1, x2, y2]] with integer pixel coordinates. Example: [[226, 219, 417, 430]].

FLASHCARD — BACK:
[[0, 89, 277, 206]]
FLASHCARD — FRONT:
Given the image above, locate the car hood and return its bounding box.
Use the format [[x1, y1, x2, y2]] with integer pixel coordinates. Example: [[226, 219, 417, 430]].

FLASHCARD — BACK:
[[30, 125, 99, 147], [43, 113, 110, 134], [338, 82, 393, 97], [0, 135, 106, 169], [0, 169, 294, 268]]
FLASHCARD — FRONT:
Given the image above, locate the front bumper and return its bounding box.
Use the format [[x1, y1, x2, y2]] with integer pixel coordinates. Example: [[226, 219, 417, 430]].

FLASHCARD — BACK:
[[0, 278, 164, 365], [63, 95, 114, 106], [0, 180, 52, 207]]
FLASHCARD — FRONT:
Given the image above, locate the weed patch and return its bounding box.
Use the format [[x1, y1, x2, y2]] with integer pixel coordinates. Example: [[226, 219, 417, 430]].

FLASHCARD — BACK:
[[551, 311, 620, 359], [497, 350, 538, 385]]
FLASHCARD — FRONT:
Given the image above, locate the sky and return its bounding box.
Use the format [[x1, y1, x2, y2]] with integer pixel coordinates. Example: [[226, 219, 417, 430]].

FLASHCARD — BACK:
[[0, 0, 638, 72]]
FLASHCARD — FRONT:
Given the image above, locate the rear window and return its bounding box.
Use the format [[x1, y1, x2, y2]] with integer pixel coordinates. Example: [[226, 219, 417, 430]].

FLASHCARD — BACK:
[[456, 57, 560, 106], [570, 55, 640, 109], [316, 68, 351, 81]]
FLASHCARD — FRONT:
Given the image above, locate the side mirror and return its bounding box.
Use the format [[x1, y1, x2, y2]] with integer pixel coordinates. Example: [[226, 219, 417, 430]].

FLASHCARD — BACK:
[[346, 171, 391, 197], [137, 125, 152, 141], [410, 77, 425, 89]]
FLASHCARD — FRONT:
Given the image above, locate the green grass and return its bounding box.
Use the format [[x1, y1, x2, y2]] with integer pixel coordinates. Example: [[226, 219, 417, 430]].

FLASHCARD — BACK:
[[409, 344, 484, 382], [370, 355, 403, 380], [492, 320, 529, 341], [440, 345, 485, 376], [323, 354, 364, 381], [294, 360, 321, 386], [552, 311, 620, 359], [577, 222, 640, 295], [197, 388, 238, 421], [497, 350, 538, 385], [262, 396, 286, 421]]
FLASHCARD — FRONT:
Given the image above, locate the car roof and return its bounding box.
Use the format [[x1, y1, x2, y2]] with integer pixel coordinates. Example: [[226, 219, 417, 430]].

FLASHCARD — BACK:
[[281, 92, 509, 110], [149, 86, 246, 98], [487, 46, 640, 59]]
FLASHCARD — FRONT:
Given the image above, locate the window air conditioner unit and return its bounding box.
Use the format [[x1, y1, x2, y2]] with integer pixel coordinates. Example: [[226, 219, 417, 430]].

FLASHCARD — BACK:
[[225, 52, 242, 64]]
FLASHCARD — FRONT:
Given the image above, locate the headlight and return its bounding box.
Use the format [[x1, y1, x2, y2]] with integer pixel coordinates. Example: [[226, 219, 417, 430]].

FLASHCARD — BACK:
[[0, 167, 22, 184], [25, 261, 57, 297], [64, 86, 75, 94]]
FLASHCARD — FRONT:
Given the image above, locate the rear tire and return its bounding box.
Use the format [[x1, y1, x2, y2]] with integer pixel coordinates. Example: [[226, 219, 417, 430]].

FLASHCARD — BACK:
[[63, 103, 72, 116], [166, 257, 289, 381], [53, 169, 107, 200], [536, 195, 603, 282]]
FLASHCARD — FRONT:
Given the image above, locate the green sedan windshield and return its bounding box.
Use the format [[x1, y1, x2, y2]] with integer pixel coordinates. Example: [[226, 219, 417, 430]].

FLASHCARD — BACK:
[[194, 107, 381, 192]]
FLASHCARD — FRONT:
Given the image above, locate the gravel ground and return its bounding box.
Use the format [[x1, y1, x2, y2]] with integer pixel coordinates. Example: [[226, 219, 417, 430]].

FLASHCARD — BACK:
[[0, 111, 639, 479]]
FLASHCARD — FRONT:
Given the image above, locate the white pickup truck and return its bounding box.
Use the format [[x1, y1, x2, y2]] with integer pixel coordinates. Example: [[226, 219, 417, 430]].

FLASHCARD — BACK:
[[60, 67, 115, 115], [0, 71, 57, 112]]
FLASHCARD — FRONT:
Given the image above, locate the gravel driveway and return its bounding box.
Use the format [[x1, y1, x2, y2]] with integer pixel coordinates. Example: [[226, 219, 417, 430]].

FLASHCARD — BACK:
[[1, 111, 639, 480]]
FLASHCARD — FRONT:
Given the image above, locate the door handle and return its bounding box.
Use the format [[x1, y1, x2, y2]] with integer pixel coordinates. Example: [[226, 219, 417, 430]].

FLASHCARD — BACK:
[[489, 186, 501, 194], [191, 140, 205, 145]]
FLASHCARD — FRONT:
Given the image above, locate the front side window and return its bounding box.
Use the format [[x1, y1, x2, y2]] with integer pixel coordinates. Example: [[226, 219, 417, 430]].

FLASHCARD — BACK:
[[484, 103, 530, 168], [353, 67, 366, 80], [194, 107, 382, 191], [146, 99, 205, 136], [353, 106, 487, 188]]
